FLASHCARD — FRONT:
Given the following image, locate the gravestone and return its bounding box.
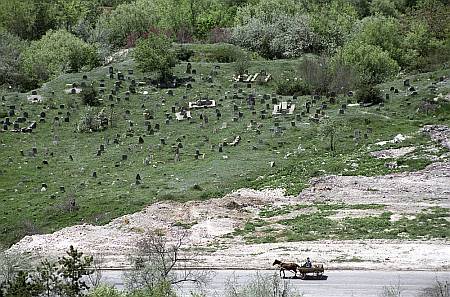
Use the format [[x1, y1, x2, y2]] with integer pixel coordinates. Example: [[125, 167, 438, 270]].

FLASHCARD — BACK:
[[135, 173, 141, 185]]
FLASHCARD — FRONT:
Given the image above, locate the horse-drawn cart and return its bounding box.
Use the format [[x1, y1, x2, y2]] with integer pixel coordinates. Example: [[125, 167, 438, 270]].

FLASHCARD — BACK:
[[273, 259, 325, 280], [296, 264, 325, 279]]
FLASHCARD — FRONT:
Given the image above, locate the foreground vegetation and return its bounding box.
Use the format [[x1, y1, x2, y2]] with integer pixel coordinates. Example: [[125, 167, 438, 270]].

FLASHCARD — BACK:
[[1, 241, 449, 297]]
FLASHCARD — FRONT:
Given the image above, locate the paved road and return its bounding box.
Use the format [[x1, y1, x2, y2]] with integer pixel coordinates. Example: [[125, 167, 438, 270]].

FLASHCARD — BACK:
[[100, 269, 450, 297]]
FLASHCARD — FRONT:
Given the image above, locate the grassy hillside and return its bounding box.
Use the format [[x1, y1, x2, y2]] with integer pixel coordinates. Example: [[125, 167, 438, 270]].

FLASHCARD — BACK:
[[1, 46, 449, 248]]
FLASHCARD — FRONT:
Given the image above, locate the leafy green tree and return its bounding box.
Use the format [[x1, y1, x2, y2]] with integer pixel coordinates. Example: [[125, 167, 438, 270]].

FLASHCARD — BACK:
[[353, 16, 405, 65], [355, 85, 383, 105], [134, 34, 177, 81], [336, 41, 399, 85], [0, 30, 30, 89], [92, 0, 158, 48], [21, 29, 99, 85], [308, 0, 358, 53], [369, 0, 399, 17], [235, 0, 303, 25], [0, 0, 37, 39]]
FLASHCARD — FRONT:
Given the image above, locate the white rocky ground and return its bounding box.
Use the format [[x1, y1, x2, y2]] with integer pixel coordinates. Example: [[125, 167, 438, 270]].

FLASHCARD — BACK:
[[4, 126, 450, 271]]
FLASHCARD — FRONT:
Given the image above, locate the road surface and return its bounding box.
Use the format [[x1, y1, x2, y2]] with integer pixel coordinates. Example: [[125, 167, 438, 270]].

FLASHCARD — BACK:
[[100, 269, 450, 297]]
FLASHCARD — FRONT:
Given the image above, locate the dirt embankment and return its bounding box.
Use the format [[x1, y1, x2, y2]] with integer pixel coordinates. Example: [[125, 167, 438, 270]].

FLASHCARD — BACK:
[[4, 126, 450, 271]]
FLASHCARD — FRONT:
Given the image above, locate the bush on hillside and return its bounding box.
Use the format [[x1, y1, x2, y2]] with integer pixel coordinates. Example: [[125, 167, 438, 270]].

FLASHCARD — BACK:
[[355, 85, 383, 105], [335, 41, 399, 85], [21, 29, 99, 85], [175, 46, 194, 62], [298, 55, 357, 95], [81, 85, 100, 107], [232, 14, 315, 59], [77, 107, 109, 132], [133, 33, 177, 81], [275, 78, 311, 96], [210, 44, 246, 63]]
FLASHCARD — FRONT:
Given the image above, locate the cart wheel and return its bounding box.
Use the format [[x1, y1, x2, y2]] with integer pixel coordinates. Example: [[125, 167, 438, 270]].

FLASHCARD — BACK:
[[300, 273, 306, 280]]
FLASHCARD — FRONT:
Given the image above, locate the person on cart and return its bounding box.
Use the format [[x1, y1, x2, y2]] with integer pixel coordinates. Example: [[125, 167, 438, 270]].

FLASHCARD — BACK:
[[304, 257, 312, 268]]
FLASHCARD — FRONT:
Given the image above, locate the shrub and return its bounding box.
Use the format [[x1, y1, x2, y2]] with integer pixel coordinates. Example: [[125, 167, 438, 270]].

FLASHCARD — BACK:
[[335, 41, 399, 85], [233, 53, 250, 75], [208, 27, 231, 43], [232, 14, 315, 59], [275, 78, 310, 96], [88, 285, 123, 297], [225, 272, 302, 297], [418, 279, 449, 297], [298, 55, 356, 95], [134, 33, 177, 81], [21, 29, 99, 85], [355, 85, 383, 105], [175, 46, 194, 62], [77, 107, 109, 133], [235, 0, 303, 26], [81, 85, 100, 106], [210, 44, 246, 63]]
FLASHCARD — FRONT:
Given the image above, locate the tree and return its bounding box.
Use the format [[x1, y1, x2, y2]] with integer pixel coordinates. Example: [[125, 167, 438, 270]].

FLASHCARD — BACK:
[[231, 14, 316, 59], [57, 245, 94, 297], [91, 0, 158, 48], [0, 29, 29, 89], [369, 0, 399, 17], [21, 29, 99, 85], [125, 231, 210, 292], [353, 16, 405, 65], [308, 0, 359, 53], [1, 247, 94, 297], [320, 118, 346, 152], [134, 34, 177, 81], [335, 41, 399, 85]]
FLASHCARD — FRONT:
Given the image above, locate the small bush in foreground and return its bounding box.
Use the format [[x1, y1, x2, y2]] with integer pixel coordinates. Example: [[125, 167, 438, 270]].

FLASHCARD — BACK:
[[356, 85, 383, 106]]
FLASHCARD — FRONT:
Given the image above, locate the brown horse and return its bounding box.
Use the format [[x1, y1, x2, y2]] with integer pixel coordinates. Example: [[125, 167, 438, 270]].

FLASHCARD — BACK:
[[273, 259, 300, 278]]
